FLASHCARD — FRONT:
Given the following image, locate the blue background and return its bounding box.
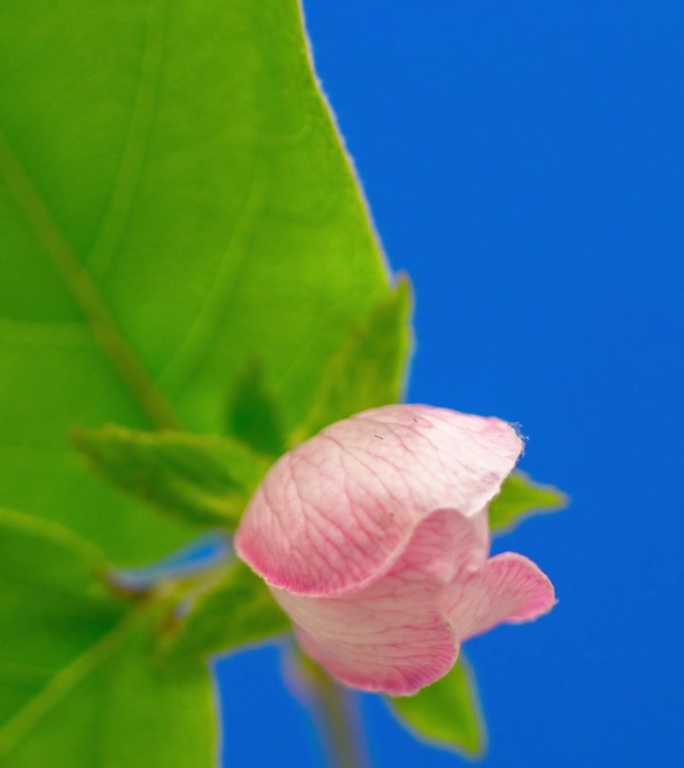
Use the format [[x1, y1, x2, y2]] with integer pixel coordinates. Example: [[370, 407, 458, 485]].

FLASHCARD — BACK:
[[217, 2, 684, 766]]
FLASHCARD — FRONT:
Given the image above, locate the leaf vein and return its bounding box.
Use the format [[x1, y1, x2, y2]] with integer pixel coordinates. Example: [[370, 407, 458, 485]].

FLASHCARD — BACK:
[[0, 607, 140, 758], [87, 0, 167, 277], [0, 123, 178, 429]]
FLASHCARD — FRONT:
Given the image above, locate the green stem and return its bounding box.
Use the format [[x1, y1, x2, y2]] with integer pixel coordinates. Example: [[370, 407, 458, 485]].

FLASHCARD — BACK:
[[301, 657, 371, 768]]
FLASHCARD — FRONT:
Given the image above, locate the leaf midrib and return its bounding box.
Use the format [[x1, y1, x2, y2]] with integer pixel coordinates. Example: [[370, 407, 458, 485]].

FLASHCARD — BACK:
[[0, 125, 178, 430]]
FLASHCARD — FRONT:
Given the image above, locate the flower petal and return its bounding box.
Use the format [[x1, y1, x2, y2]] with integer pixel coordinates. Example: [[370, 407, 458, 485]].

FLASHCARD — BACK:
[[236, 404, 521, 596], [270, 508, 488, 695], [445, 552, 556, 641]]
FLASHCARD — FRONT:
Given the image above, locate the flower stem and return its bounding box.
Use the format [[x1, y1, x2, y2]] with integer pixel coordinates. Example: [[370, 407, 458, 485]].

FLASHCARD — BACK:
[[299, 655, 371, 768]]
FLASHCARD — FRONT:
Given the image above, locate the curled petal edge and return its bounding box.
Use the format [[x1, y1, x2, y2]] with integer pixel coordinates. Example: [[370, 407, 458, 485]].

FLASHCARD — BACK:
[[268, 509, 556, 696]]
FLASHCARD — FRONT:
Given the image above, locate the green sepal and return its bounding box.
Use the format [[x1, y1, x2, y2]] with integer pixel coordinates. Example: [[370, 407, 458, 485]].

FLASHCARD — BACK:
[[387, 656, 486, 759], [489, 470, 568, 534], [291, 276, 413, 444], [224, 360, 287, 457], [162, 561, 290, 662]]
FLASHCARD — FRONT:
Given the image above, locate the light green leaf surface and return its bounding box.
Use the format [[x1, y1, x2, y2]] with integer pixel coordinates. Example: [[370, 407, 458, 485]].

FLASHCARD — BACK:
[[0, 506, 215, 767], [71, 425, 270, 530], [0, 0, 399, 563], [165, 561, 290, 662], [489, 471, 567, 534], [292, 277, 412, 444], [388, 657, 486, 759]]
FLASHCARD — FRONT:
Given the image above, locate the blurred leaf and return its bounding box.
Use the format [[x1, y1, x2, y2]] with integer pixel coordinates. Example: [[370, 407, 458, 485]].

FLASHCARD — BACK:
[[71, 425, 270, 530], [224, 361, 287, 457], [0, 0, 403, 563], [0, 506, 215, 766], [164, 561, 290, 662], [388, 657, 486, 759], [489, 471, 567, 534], [292, 277, 412, 443]]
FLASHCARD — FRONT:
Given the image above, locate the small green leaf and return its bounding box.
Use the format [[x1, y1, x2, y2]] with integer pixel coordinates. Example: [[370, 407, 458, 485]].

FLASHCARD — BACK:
[[0, 506, 216, 767], [224, 360, 287, 456], [292, 277, 413, 443], [387, 657, 486, 759], [71, 426, 271, 530], [489, 471, 568, 534], [164, 561, 290, 661]]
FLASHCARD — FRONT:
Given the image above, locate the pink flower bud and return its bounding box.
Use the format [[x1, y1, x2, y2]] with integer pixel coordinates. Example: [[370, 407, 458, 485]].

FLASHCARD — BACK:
[[236, 405, 555, 695]]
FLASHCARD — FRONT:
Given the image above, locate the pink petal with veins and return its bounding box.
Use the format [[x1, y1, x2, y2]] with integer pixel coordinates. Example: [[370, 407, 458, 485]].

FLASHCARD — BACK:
[[445, 552, 556, 641], [272, 508, 483, 694], [235, 404, 556, 694], [270, 509, 554, 695], [236, 404, 522, 595]]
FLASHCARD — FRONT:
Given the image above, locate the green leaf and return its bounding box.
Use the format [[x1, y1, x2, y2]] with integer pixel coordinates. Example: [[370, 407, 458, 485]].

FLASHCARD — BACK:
[[0, 0, 405, 563], [71, 425, 270, 530], [388, 657, 486, 759], [0, 506, 215, 766], [292, 277, 413, 443], [224, 361, 287, 457], [164, 561, 290, 662], [489, 471, 568, 534]]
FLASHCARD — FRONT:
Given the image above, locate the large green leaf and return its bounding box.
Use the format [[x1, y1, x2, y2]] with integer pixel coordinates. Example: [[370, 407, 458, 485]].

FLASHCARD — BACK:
[[0, 506, 215, 766], [0, 0, 398, 563], [71, 425, 271, 530], [489, 471, 567, 534], [388, 657, 486, 759]]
